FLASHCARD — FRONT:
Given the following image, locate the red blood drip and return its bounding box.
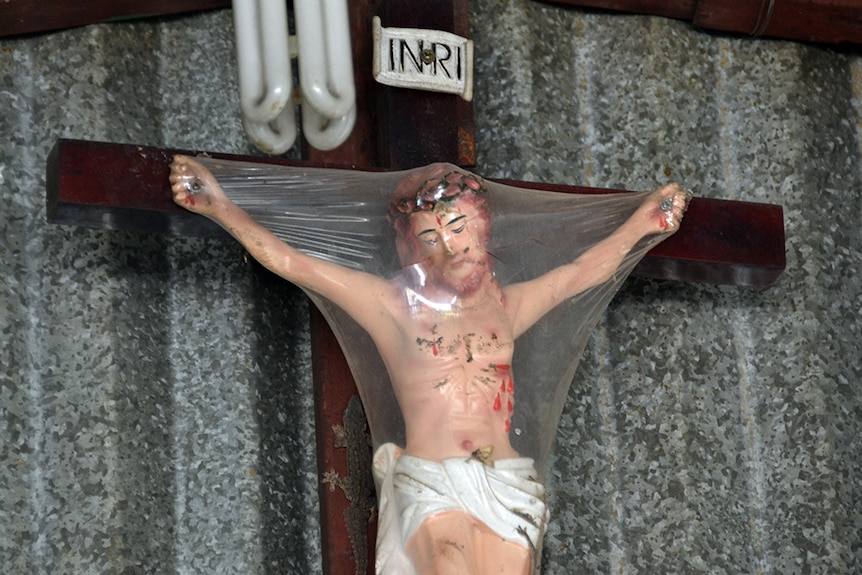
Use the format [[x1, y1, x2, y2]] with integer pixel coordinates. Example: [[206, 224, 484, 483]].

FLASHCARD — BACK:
[[505, 419, 511, 432], [493, 393, 502, 411], [507, 375, 514, 393], [507, 398, 513, 413], [659, 215, 670, 230], [432, 343, 438, 357]]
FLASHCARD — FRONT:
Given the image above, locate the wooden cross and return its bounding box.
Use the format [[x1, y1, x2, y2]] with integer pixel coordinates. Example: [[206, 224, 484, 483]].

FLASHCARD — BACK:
[[46, 137, 785, 572], [41, 2, 784, 574]]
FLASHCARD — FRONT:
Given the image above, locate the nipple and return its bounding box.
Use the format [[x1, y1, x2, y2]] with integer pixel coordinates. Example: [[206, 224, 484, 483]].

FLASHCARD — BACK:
[[461, 439, 475, 452]]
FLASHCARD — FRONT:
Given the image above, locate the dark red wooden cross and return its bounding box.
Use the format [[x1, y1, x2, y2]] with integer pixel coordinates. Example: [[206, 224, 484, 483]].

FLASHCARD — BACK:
[[41, 2, 784, 574]]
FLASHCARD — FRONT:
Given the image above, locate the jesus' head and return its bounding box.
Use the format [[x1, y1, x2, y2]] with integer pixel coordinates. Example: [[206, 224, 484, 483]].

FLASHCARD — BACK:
[[390, 164, 492, 296]]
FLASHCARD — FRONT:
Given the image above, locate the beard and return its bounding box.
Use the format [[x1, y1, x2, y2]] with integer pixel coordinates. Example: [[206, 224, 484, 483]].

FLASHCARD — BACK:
[[433, 251, 494, 296]]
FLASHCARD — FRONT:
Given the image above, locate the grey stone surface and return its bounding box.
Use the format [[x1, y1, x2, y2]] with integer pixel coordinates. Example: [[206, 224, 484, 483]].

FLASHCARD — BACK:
[[2, 2, 861, 574]]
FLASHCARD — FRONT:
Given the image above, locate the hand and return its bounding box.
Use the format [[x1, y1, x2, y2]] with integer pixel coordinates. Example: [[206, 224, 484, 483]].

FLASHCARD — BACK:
[[641, 183, 692, 235], [169, 155, 225, 216]]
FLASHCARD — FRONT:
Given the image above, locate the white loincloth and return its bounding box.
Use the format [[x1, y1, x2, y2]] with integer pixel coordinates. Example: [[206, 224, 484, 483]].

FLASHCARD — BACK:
[[372, 443, 549, 575]]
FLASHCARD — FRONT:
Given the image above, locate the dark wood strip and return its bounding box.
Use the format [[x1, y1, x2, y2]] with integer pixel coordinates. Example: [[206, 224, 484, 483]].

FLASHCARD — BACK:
[[0, 0, 231, 37]]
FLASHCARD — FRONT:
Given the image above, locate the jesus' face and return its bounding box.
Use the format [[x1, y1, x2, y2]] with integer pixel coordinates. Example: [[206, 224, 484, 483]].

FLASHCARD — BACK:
[[408, 201, 491, 296]]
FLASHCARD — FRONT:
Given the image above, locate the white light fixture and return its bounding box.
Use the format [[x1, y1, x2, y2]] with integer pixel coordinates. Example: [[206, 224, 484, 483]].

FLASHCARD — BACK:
[[232, 0, 356, 154]]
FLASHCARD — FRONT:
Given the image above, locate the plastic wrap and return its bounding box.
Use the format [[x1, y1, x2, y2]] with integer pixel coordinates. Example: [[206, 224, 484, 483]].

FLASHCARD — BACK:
[[194, 157, 667, 477], [180, 157, 680, 573]]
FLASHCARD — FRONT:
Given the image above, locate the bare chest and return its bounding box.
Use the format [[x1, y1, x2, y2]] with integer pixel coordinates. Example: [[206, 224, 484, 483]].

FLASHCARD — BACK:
[[402, 302, 515, 375]]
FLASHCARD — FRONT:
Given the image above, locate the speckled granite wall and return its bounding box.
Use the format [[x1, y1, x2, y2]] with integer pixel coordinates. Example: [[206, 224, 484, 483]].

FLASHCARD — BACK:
[[2, 1, 860, 574]]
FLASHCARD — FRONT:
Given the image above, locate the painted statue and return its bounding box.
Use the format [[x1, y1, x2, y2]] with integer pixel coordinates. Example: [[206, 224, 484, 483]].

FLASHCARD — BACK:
[[169, 156, 689, 574]]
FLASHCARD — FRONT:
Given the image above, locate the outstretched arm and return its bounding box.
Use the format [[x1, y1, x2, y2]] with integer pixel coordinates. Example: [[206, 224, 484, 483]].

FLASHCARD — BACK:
[[503, 184, 691, 338], [169, 155, 396, 332]]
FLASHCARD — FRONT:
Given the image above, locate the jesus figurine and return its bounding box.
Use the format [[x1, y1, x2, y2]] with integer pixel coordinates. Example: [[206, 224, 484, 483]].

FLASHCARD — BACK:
[[170, 157, 689, 575]]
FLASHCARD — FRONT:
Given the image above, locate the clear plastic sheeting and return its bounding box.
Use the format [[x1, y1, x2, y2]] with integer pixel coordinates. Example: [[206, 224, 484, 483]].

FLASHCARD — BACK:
[[196, 157, 668, 480]]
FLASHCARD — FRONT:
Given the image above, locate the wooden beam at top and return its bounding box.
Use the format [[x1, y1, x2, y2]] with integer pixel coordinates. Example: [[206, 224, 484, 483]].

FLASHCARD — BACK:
[[541, 0, 862, 46], [540, 0, 696, 21], [373, 0, 476, 169], [46, 138, 786, 288], [0, 0, 232, 38], [693, 0, 862, 46]]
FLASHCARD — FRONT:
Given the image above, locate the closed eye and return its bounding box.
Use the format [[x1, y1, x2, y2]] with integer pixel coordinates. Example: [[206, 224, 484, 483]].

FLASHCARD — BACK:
[[447, 216, 467, 233]]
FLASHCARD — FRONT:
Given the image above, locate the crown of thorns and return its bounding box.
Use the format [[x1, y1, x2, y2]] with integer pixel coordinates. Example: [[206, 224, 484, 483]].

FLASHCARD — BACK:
[[390, 171, 488, 219]]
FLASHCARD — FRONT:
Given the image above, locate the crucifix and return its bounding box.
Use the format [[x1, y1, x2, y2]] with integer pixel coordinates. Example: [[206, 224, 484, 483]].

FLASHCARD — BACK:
[[46, 140, 784, 574], [44, 2, 784, 574]]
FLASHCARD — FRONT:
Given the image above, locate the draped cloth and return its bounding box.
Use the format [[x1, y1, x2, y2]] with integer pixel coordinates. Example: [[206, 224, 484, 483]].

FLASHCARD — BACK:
[[372, 442, 548, 575]]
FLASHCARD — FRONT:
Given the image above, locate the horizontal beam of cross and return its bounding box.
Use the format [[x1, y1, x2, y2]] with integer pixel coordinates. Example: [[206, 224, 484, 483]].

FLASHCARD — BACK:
[[47, 138, 786, 288]]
